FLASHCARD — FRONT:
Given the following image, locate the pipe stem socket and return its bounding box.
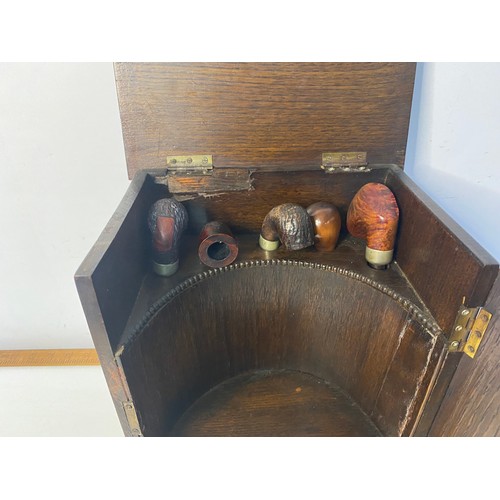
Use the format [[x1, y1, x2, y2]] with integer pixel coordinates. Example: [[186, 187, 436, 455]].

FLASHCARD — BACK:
[[365, 248, 393, 269], [259, 235, 280, 251], [152, 260, 179, 277]]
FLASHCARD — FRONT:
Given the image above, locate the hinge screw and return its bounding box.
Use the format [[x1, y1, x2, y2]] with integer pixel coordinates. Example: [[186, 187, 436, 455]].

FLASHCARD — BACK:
[[202, 156, 208, 164], [455, 325, 463, 332], [481, 314, 489, 322], [187, 157, 193, 164], [450, 341, 460, 349], [461, 309, 470, 316], [475, 330, 482, 338], [468, 345, 475, 353]]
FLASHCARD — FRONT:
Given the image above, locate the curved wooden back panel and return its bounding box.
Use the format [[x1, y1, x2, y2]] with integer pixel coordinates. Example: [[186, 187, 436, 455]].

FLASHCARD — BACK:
[[120, 263, 444, 436]]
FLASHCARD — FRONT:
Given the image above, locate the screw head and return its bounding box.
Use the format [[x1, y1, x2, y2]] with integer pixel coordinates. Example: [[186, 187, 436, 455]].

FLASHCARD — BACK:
[[468, 345, 475, 353], [481, 314, 489, 322], [455, 325, 463, 332], [461, 309, 470, 316], [202, 156, 208, 164], [450, 341, 460, 349], [475, 330, 482, 338], [187, 157, 193, 164]]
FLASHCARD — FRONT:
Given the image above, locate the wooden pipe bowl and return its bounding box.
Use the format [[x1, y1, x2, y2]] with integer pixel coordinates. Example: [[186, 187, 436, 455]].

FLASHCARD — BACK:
[[75, 64, 499, 437]]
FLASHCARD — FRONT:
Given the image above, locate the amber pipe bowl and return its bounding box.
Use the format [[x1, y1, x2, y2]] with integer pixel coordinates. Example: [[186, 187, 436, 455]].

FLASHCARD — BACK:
[[306, 202, 341, 252], [347, 183, 399, 269]]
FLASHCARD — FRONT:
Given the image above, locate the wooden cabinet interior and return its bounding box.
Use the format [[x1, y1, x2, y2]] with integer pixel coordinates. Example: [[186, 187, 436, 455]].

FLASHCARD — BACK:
[[75, 165, 498, 436]]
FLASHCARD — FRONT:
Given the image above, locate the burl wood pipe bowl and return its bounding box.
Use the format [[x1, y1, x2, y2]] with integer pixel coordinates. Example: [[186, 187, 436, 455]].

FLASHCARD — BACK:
[[306, 202, 341, 252], [347, 183, 399, 269], [198, 221, 238, 268], [147, 198, 188, 276], [259, 203, 314, 251]]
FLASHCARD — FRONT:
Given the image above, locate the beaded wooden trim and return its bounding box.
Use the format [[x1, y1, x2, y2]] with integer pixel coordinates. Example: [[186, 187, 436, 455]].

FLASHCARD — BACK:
[[122, 259, 442, 353]]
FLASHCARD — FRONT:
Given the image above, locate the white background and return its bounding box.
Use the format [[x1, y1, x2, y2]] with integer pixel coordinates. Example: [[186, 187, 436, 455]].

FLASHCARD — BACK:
[[1, 62, 499, 439], [0, 63, 129, 350], [405, 63, 500, 259], [0, 1, 498, 495]]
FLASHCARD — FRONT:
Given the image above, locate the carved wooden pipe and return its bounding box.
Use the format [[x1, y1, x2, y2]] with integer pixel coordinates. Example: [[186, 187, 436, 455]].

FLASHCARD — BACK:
[[198, 221, 239, 268], [347, 183, 399, 269], [306, 202, 341, 252], [147, 198, 188, 276], [259, 203, 315, 251]]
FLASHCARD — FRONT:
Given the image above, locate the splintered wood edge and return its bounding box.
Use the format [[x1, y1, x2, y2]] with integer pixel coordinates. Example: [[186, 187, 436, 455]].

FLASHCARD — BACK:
[[0, 349, 100, 367]]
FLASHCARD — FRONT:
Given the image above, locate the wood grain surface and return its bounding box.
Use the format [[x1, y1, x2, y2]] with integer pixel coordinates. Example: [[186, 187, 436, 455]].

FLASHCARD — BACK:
[[172, 370, 382, 437], [119, 233, 430, 351], [429, 274, 500, 436], [386, 169, 498, 333], [75, 166, 497, 437], [120, 261, 441, 436], [0, 349, 99, 367], [114, 63, 416, 178], [179, 167, 390, 235], [75, 61, 500, 437], [74, 171, 166, 435]]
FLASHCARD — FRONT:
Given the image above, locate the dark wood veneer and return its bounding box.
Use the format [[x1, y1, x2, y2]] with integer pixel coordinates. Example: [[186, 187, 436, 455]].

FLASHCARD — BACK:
[[385, 168, 498, 333], [429, 275, 500, 436], [75, 63, 499, 436], [115, 63, 416, 178], [120, 260, 440, 436], [172, 370, 382, 437], [75, 165, 498, 436]]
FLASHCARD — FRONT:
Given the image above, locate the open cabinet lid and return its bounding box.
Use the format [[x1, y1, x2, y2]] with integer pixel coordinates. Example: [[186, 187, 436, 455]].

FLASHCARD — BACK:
[[115, 62, 416, 179]]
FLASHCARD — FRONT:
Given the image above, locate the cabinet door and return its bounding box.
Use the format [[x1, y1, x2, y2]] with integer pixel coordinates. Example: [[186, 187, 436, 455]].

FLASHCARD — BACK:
[[429, 273, 500, 436]]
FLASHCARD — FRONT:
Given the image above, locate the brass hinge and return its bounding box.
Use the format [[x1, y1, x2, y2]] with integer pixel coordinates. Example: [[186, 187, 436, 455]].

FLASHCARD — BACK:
[[122, 401, 143, 437], [167, 155, 213, 175], [321, 152, 369, 173], [448, 305, 492, 358]]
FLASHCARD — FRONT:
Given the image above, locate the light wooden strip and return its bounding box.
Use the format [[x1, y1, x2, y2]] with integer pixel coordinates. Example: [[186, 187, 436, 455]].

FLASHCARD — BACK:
[[0, 349, 100, 367]]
